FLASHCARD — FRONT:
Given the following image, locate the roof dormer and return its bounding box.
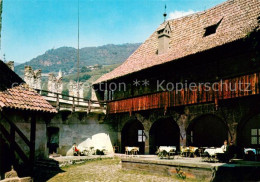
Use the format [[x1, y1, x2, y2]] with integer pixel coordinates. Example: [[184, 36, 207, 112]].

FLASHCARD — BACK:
[[157, 22, 171, 55]]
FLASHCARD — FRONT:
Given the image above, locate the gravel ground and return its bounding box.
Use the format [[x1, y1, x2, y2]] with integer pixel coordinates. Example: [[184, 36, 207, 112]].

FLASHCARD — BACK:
[[37, 158, 196, 182]]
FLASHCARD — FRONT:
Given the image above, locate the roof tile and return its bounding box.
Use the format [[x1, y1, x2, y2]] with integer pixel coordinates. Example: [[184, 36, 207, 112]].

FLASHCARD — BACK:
[[0, 84, 57, 113], [95, 0, 260, 84]]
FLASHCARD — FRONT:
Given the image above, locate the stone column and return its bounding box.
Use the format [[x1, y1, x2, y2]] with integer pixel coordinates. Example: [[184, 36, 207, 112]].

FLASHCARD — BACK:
[[177, 114, 188, 148], [117, 131, 122, 153], [136, 114, 151, 154], [228, 122, 238, 144], [144, 130, 150, 154]]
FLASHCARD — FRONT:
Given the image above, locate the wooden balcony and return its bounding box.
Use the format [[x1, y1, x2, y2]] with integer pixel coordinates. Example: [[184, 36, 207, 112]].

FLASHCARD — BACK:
[[35, 89, 106, 113], [107, 72, 260, 114]]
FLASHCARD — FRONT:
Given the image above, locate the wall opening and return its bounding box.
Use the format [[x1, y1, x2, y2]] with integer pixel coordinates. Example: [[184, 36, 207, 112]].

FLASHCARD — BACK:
[[121, 120, 145, 154], [187, 114, 228, 147], [239, 114, 260, 148], [149, 118, 180, 154], [203, 18, 223, 37], [47, 127, 59, 154]]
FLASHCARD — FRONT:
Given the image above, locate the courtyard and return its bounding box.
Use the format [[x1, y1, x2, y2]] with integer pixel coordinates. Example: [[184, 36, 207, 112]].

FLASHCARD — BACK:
[[0, 0, 260, 181], [35, 158, 199, 182]]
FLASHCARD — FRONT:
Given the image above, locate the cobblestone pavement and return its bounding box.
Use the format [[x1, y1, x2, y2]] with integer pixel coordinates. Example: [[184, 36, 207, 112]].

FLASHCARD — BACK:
[[43, 158, 193, 182]]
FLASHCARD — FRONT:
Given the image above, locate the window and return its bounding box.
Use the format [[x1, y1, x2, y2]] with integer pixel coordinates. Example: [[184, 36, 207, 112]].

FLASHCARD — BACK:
[[138, 130, 145, 142], [108, 90, 114, 101], [204, 18, 223, 37], [158, 29, 164, 34], [191, 131, 194, 143], [251, 129, 260, 145], [204, 25, 218, 36]]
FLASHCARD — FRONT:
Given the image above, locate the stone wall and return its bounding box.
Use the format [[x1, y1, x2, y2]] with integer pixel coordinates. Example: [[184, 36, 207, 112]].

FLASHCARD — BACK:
[[122, 158, 260, 181], [47, 112, 117, 156], [22, 67, 95, 101], [122, 158, 213, 181], [1, 109, 117, 159], [69, 81, 84, 101], [47, 71, 63, 97], [24, 66, 41, 90]]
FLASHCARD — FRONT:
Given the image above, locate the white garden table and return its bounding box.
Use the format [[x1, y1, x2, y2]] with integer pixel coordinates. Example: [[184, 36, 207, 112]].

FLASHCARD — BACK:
[[158, 146, 176, 159], [158, 146, 176, 153], [125, 146, 139, 156]]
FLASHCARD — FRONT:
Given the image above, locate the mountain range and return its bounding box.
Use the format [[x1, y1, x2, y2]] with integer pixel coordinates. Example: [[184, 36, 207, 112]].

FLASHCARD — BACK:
[[15, 43, 141, 77]]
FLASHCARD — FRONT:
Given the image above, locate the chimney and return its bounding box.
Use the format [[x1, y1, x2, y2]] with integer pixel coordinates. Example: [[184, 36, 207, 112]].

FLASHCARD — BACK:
[[157, 22, 171, 55], [6, 61, 14, 71]]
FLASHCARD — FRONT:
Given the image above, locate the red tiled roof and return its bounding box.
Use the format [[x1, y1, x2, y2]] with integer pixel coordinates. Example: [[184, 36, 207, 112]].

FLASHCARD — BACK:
[[95, 0, 260, 84], [0, 84, 57, 113], [0, 60, 56, 113]]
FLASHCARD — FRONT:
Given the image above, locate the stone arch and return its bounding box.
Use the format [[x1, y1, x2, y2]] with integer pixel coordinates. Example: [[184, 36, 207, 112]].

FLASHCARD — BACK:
[[149, 117, 180, 154], [237, 113, 260, 149], [187, 114, 228, 147], [121, 119, 145, 154]]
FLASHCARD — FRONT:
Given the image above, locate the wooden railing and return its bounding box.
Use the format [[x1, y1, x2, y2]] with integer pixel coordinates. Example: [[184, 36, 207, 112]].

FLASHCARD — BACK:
[[107, 72, 260, 114], [36, 89, 106, 113]]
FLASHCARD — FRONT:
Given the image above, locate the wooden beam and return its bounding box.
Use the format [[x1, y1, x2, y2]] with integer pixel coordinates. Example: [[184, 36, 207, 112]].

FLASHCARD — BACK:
[[88, 100, 91, 113], [72, 97, 75, 112], [29, 115, 36, 168], [0, 123, 29, 163], [56, 94, 60, 111], [10, 124, 15, 166], [1, 114, 31, 147]]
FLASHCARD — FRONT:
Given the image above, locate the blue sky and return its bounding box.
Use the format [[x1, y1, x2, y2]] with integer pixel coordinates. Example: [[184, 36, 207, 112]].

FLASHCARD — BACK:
[[1, 0, 226, 63]]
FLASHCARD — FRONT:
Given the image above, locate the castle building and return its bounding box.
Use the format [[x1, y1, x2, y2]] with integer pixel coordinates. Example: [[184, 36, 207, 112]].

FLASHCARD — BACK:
[[94, 0, 260, 154]]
